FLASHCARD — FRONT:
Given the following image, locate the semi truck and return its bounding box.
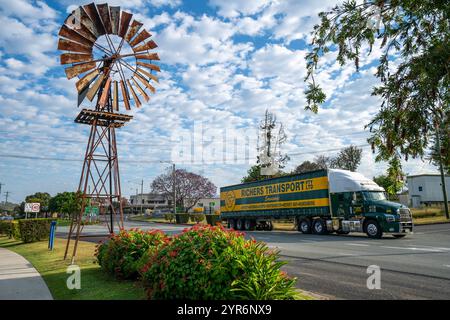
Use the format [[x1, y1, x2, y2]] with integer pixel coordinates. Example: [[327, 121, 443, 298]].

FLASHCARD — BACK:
[[220, 169, 413, 238]]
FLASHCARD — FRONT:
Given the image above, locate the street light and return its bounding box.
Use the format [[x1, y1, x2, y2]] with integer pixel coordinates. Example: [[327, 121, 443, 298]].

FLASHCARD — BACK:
[[160, 161, 177, 216], [128, 179, 144, 215]]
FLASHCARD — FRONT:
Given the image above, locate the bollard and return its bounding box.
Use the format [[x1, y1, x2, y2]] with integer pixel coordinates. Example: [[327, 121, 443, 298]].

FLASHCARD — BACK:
[[48, 220, 57, 250]]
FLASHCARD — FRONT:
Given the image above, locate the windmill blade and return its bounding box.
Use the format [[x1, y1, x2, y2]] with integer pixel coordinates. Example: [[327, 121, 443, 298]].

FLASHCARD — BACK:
[[64, 14, 97, 43], [59, 24, 94, 47], [131, 77, 150, 102], [110, 6, 120, 35], [134, 72, 156, 94], [76, 69, 99, 92], [61, 53, 93, 65], [127, 79, 141, 108], [120, 80, 131, 110], [136, 67, 159, 83], [119, 11, 133, 38], [65, 61, 97, 80], [83, 3, 106, 36], [99, 77, 112, 108], [113, 81, 119, 111], [96, 3, 112, 34], [87, 74, 105, 101], [133, 40, 158, 53], [136, 61, 161, 72], [78, 85, 89, 106], [58, 38, 92, 54], [135, 53, 160, 61], [125, 20, 143, 42], [128, 29, 151, 47], [75, 6, 99, 38]]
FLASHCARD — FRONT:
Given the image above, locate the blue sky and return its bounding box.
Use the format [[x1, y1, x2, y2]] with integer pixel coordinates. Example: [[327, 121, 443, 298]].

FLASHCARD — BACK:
[[0, 0, 437, 203]]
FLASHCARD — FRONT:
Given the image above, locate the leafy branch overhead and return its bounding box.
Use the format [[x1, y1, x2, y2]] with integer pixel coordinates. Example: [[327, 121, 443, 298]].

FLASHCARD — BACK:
[[305, 0, 449, 162]]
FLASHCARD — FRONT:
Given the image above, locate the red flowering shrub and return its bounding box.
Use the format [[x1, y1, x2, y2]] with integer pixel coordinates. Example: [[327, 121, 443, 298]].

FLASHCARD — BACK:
[[95, 228, 168, 279], [139, 224, 297, 299]]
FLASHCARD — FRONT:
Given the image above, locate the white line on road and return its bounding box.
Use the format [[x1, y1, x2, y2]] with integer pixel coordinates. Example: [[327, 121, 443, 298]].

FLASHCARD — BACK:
[[444, 265, 450, 268], [345, 243, 370, 247], [382, 246, 443, 252]]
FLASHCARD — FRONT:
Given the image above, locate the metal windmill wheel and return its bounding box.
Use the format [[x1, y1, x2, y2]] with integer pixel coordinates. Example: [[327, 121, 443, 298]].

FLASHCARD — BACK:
[[58, 2, 160, 110]]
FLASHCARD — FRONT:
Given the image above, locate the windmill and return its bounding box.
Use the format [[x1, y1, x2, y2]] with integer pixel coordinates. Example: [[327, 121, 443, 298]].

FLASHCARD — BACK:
[[257, 110, 289, 176], [57, 3, 160, 262]]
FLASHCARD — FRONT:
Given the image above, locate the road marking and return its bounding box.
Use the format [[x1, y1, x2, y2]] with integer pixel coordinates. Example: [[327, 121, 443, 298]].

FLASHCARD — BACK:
[[444, 265, 450, 268], [408, 245, 450, 251], [382, 246, 443, 252], [346, 243, 370, 247]]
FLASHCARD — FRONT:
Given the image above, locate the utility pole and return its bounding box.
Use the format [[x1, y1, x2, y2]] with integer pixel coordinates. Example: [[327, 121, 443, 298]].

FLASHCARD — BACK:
[[436, 124, 449, 219], [0, 183, 3, 204], [4, 191, 10, 205], [172, 163, 176, 215], [141, 179, 144, 215]]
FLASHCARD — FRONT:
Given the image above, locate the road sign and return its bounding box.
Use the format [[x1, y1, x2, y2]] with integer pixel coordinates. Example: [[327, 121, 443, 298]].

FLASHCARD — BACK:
[[25, 203, 40, 213]]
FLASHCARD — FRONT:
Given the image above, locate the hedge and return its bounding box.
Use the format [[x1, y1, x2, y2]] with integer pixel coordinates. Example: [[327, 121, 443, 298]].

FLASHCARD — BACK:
[[189, 213, 205, 223], [0, 218, 56, 243], [205, 214, 221, 226], [175, 213, 190, 224]]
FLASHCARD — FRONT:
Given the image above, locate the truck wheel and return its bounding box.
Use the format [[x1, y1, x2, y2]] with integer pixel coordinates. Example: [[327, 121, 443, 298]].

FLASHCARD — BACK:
[[244, 219, 255, 231], [227, 219, 236, 229], [236, 219, 244, 230], [298, 219, 312, 234], [312, 219, 327, 235], [365, 220, 383, 239]]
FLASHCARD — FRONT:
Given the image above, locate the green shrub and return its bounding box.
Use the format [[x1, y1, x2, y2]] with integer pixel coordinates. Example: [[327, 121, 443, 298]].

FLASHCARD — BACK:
[[95, 228, 169, 279], [0, 221, 11, 235], [164, 213, 175, 223], [175, 213, 190, 224], [10, 221, 20, 239], [139, 224, 297, 300], [17, 218, 55, 243], [190, 213, 205, 223], [205, 214, 221, 226]]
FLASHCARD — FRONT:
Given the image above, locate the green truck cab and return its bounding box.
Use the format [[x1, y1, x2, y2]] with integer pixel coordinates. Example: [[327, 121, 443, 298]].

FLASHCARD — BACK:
[[220, 169, 413, 238]]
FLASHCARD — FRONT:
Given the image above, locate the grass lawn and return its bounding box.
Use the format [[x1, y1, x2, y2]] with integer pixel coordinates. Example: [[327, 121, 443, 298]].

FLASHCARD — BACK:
[[411, 207, 450, 225], [0, 236, 146, 300]]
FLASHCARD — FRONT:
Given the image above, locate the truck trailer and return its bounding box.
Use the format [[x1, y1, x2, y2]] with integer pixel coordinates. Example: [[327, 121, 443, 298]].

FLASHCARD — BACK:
[[220, 169, 413, 238]]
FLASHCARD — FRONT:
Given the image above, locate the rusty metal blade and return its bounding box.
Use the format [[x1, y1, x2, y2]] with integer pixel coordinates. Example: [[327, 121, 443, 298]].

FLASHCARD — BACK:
[[131, 77, 149, 102], [136, 61, 161, 72], [96, 3, 112, 34], [99, 77, 112, 108], [129, 29, 151, 47], [127, 79, 141, 108], [58, 38, 92, 54], [135, 53, 160, 60], [110, 6, 120, 35], [64, 13, 97, 43], [125, 20, 143, 43], [83, 3, 105, 36], [76, 6, 99, 38], [119, 11, 133, 38], [113, 80, 119, 111], [59, 24, 94, 47], [76, 69, 99, 92], [134, 72, 156, 94], [136, 67, 159, 83], [61, 53, 93, 65], [65, 61, 97, 80], [133, 40, 158, 52], [120, 80, 131, 110], [87, 74, 105, 101]]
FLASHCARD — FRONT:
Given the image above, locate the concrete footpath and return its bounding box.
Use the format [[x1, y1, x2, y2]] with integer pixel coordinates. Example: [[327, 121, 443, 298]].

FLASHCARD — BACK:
[[0, 248, 53, 300]]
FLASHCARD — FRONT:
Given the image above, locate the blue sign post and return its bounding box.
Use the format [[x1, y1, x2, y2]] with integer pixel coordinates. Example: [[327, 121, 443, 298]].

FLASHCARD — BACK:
[[48, 220, 56, 251]]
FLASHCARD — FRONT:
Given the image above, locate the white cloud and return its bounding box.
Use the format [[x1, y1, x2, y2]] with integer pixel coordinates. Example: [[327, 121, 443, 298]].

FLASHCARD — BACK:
[[209, 0, 271, 18]]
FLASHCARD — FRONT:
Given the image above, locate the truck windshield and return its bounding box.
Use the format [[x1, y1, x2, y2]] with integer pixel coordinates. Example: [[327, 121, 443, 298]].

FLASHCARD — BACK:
[[362, 191, 386, 201]]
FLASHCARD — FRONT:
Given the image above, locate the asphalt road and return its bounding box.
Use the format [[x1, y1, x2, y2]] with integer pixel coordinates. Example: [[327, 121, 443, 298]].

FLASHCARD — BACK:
[[56, 221, 450, 300]]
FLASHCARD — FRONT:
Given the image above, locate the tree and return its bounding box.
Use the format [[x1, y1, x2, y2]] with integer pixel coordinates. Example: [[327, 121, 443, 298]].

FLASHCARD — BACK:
[[314, 155, 331, 169], [374, 156, 405, 199], [331, 145, 363, 172], [48, 192, 83, 218], [429, 117, 450, 175], [241, 165, 265, 183], [305, 0, 449, 164], [151, 169, 217, 213], [293, 161, 323, 174], [25, 192, 51, 211]]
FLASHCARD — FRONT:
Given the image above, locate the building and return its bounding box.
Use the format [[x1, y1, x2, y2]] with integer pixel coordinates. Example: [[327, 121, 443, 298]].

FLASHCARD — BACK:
[[186, 197, 220, 214], [406, 174, 450, 208], [127, 193, 172, 214]]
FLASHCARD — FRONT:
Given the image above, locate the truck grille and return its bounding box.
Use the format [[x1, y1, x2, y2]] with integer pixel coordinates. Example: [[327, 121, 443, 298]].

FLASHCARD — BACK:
[[399, 208, 412, 222]]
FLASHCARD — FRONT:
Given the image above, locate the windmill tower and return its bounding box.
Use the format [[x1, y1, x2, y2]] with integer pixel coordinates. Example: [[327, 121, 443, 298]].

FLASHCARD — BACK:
[[57, 3, 160, 262]]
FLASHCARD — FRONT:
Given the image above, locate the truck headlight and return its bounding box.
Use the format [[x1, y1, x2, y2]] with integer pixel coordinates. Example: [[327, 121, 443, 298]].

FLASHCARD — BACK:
[[385, 214, 395, 222]]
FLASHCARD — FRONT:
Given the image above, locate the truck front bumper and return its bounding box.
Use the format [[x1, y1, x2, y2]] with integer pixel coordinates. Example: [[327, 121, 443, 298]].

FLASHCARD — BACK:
[[388, 221, 413, 235]]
